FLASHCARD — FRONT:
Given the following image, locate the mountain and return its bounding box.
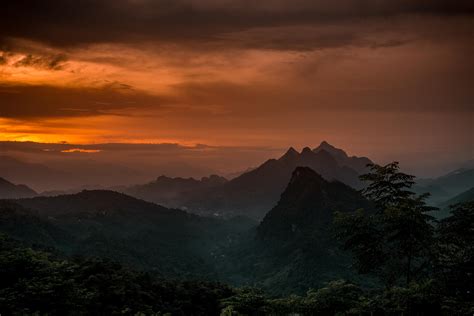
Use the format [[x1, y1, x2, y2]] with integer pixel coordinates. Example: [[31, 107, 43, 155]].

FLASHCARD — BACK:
[[5, 190, 255, 279], [0, 166, 371, 295], [0, 177, 37, 199], [439, 187, 474, 207], [415, 168, 474, 205], [0, 155, 158, 192], [0, 200, 72, 248], [178, 144, 365, 219], [313, 141, 373, 174], [257, 166, 372, 241], [217, 167, 373, 295], [0, 155, 69, 192], [123, 175, 228, 208], [40, 184, 107, 197], [435, 187, 474, 219], [15, 189, 180, 218]]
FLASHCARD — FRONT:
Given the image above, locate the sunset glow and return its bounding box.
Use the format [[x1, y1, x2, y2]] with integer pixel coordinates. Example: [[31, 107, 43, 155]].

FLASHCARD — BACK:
[[0, 1, 472, 175]]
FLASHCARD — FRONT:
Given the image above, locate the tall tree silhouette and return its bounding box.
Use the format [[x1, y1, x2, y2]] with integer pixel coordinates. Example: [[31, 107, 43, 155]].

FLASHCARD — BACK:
[[336, 162, 436, 286]]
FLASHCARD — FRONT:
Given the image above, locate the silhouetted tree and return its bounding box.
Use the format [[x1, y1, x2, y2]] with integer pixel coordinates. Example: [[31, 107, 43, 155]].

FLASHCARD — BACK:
[[335, 162, 436, 287], [360, 162, 415, 210], [435, 202, 474, 313]]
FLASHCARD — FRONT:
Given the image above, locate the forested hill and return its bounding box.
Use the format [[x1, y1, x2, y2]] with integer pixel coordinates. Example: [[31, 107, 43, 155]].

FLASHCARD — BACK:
[[1, 190, 256, 280], [217, 167, 373, 295], [258, 166, 372, 241]]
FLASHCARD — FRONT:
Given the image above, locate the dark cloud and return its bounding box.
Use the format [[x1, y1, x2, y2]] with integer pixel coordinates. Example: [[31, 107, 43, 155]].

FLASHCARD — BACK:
[[13, 53, 67, 70], [0, 84, 171, 119], [1, 0, 473, 50]]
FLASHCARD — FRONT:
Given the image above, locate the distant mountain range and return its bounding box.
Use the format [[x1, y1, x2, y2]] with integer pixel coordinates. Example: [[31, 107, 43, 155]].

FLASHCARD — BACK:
[[124, 141, 373, 219], [0, 156, 68, 192], [0, 177, 37, 199], [438, 187, 474, 208], [433, 187, 474, 218], [124, 175, 228, 207], [414, 168, 474, 206]]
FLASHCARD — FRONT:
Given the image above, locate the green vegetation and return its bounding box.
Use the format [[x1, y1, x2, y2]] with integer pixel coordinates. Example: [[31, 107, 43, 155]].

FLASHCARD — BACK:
[[0, 235, 234, 315], [336, 162, 437, 286], [0, 163, 472, 315], [333, 162, 473, 315]]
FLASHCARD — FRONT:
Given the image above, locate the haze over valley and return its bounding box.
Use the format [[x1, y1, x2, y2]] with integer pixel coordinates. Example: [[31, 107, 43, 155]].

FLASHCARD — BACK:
[[0, 0, 473, 314]]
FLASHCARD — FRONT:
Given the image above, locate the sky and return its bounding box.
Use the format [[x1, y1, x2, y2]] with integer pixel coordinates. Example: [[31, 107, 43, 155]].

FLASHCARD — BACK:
[[0, 0, 473, 177]]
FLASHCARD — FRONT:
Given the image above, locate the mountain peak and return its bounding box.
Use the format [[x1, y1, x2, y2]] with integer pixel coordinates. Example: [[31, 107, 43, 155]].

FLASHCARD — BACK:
[[290, 166, 324, 184], [257, 166, 371, 241], [301, 147, 313, 155], [313, 141, 347, 158], [279, 147, 299, 161], [312, 142, 372, 174]]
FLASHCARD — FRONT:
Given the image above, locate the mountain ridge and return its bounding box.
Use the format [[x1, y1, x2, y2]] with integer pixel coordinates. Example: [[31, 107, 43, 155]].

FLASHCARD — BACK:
[[313, 141, 373, 174], [0, 177, 37, 199], [124, 142, 369, 219]]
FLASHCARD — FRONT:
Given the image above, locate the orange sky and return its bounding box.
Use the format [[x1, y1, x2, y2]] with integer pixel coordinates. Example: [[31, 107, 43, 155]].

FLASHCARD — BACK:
[[0, 1, 473, 175]]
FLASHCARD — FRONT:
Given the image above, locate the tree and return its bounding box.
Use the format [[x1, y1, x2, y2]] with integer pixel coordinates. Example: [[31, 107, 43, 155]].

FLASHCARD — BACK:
[[220, 287, 267, 315], [335, 162, 436, 287], [435, 202, 474, 310], [360, 162, 416, 210], [302, 280, 364, 315]]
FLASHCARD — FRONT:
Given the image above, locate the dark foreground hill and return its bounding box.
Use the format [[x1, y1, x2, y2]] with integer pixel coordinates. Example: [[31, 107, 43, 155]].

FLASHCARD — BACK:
[[218, 167, 374, 294], [258, 167, 372, 241], [2, 190, 256, 280]]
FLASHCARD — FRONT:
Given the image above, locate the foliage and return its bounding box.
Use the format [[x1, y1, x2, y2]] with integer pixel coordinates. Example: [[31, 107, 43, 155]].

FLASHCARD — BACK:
[[220, 287, 267, 315], [0, 235, 234, 315], [300, 280, 364, 315], [435, 202, 474, 313], [360, 162, 416, 210], [1, 167, 473, 315], [336, 162, 437, 286]]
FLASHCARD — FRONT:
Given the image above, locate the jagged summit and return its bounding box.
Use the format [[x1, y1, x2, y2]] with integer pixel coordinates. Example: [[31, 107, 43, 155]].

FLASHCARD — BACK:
[[257, 166, 371, 241], [313, 141, 348, 161], [315, 140, 343, 151], [279, 147, 299, 162], [289, 166, 325, 185], [301, 146, 313, 155], [313, 141, 373, 174]]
